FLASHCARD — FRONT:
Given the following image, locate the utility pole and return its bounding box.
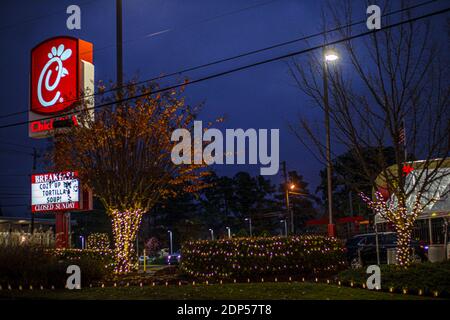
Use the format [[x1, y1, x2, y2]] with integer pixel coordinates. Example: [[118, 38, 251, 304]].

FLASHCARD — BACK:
[[116, 0, 123, 92], [31, 147, 37, 234], [323, 49, 335, 237], [281, 161, 293, 234]]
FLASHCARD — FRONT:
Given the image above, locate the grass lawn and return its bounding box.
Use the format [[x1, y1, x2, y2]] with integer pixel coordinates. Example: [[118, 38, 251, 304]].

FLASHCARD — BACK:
[[0, 282, 435, 300]]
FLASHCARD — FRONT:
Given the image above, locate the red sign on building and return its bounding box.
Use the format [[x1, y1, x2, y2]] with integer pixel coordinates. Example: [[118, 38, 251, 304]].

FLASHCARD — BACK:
[[29, 36, 94, 138]]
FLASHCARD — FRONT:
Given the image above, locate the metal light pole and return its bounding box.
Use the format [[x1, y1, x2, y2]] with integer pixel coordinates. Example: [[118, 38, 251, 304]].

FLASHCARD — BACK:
[[226, 227, 231, 239], [374, 220, 380, 265], [79, 235, 85, 249], [323, 48, 338, 238], [280, 220, 288, 237], [245, 218, 253, 237], [167, 230, 173, 255], [281, 161, 293, 234], [209, 228, 214, 240]]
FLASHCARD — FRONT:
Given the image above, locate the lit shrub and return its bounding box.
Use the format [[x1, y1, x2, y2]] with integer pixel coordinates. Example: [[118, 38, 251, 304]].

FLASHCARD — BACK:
[[53, 249, 113, 286], [87, 233, 110, 252], [181, 235, 346, 280], [0, 246, 112, 288]]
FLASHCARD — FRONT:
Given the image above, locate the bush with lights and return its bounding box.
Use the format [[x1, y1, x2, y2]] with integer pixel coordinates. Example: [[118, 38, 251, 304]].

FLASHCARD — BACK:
[[181, 235, 346, 280], [0, 246, 111, 288], [52, 248, 114, 272], [87, 233, 111, 253]]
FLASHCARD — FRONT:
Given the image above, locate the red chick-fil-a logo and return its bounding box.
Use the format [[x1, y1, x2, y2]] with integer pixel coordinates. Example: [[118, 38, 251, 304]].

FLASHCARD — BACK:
[[37, 44, 72, 107], [31, 37, 79, 115]]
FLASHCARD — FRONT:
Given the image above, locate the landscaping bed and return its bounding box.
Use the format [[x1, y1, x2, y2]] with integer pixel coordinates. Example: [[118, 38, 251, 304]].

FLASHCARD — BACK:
[[0, 245, 112, 289], [337, 260, 450, 297], [0, 282, 434, 300]]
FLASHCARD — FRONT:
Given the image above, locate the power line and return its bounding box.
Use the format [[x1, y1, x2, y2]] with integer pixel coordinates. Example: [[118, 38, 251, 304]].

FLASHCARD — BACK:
[[0, 0, 440, 120], [0, 7, 447, 130]]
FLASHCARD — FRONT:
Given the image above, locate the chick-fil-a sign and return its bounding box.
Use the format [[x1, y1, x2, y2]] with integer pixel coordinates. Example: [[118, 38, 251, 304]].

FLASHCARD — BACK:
[[29, 36, 94, 138]]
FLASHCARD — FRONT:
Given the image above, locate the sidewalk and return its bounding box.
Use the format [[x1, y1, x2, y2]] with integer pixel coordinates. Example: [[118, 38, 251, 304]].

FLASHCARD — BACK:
[[137, 264, 169, 274]]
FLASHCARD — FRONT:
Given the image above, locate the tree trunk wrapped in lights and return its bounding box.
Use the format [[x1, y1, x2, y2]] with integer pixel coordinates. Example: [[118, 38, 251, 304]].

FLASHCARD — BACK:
[[111, 209, 144, 274], [361, 191, 423, 266], [289, 0, 449, 267], [53, 82, 210, 274]]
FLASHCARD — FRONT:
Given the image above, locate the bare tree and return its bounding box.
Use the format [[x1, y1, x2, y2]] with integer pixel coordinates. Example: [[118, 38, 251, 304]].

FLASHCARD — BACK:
[[289, 0, 449, 266], [54, 83, 209, 274]]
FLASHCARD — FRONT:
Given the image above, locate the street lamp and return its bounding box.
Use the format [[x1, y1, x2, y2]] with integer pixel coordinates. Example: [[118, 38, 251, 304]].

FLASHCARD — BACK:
[[209, 228, 214, 240], [280, 220, 288, 237], [79, 235, 85, 249], [167, 230, 173, 255], [325, 49, 339, 62], [323, 47, 339, 237], [226, 227, 231, 239], [245, 217, 253, 237]]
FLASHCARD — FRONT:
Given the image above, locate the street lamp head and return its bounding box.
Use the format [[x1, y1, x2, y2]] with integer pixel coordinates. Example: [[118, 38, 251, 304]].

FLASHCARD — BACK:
[[245, 218, 249, 221], [289, 184, 295, 190], [325, 49, 339, 62]]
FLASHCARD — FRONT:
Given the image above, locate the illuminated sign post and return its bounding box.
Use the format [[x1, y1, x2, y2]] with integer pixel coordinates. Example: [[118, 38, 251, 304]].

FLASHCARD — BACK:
[[29, 36, 95, 248], [29, 36, 94, 138], [31, 171, 80, 212], [31, 171, 92, 248]]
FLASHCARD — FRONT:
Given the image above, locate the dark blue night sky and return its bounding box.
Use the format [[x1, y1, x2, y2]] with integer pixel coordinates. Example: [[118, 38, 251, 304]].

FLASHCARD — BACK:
[[0, 0, 446, 216]]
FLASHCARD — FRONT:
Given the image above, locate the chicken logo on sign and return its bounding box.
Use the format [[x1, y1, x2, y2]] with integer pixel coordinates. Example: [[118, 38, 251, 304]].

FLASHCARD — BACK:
[[37, 44, 72, 109], [29, 36, 94, 138]]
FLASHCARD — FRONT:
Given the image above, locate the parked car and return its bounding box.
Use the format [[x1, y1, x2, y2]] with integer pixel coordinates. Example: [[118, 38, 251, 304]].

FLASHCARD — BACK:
[[345, 232, 428, 268], [167, 252, 181, 265], [138, 255, 150, 264], [158, 248, 170, 258]]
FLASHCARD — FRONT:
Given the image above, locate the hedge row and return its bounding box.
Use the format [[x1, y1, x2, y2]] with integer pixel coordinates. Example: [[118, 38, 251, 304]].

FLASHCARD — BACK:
[[0, 246, 111, 288], [181, 235, 346, 280], [337, 261, 450, 296]]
